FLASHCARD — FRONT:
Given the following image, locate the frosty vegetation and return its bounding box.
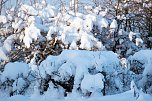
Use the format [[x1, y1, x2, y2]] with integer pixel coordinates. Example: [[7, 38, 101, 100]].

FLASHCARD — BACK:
[[0, 0, 152, 100]]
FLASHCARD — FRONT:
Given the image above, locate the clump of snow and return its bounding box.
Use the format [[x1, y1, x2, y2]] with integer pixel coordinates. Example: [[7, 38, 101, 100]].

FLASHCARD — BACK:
[[60, 26, 79, 45], [98, 17, 109, 32], [0, 34, 18, 61], [44, 82, 65, 99], [129, 31, 140, 41], [13, 78, 26, 92], [110, 19, 118, 29], [0, 15, 7, 24], [81, 73, 104, 94], [3, 34, 17, 52], [1, 62, 29, 82], [99, 9, 108, 17], [110, 19, 118, 33], [23, 24, 42, 48], [70, 17, 83, 30], [135, 38, 143, 46], [79, 30, 103, 50], [21, 5, 38, 16], [128, 50, 152, 76], [0, 47, 8, 61], [12, 18, 26, 33], [58, 62, 76, 81], [120, 58, 127, 68], [84, 18, 93, 32], [47, 26, 58, 40], [39, 5, 57, 18], [69, 41, 78, 50], [85, 14, 96, 25]]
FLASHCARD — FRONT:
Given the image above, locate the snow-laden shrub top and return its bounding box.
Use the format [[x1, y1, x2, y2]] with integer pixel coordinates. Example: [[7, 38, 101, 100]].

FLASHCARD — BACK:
[[128, 50, 152, 75], [39, 50, 120, 78], [37, 50, 120, 94], [1, 62, 29, 82]]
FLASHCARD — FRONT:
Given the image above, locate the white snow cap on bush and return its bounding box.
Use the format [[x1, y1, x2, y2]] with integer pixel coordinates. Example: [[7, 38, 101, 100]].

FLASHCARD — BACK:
[[47, 26, 58, 40], [3, 34, 17, 52], [98, 17, 109, 30], [0, 15, 7, 23], [23, 24, 42, 48], [129, 50, 152, 76], [110, 19, 118, 33], [21, 5, 38, 15], [79, 30, 104, 50], [110, 19, 118, 29], [135, 38, 143, 46], [1, 62, 29, 82], [39, 50, 120, 94], [39, 5, 57, 18], [0, 34, 17, 61], [129, 31, 140, 41]]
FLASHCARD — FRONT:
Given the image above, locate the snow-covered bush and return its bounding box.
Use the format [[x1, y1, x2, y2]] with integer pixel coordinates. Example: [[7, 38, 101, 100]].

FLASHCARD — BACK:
[[36, 50, 124, 96], [128, 50, 152, 94], [0, 0, 152, 99], [0, 62, 30, 96]]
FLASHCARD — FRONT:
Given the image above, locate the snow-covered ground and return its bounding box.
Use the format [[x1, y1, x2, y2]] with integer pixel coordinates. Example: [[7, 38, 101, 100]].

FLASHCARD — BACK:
[[0, 90, 152, 101], [0, 0, 152, 101]]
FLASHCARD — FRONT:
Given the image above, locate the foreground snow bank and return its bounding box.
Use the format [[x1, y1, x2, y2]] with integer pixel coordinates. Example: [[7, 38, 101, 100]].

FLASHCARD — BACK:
[[0, 90, 152, 101]]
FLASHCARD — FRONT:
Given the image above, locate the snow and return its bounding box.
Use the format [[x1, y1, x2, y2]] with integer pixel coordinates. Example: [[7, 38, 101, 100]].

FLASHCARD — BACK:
[[128, 50, 152, 76], [39, 50, 120, 93], [44, 82, 65, 99], [98, 17, 109, 30], [0, 1, 152, 101], [39, 5, 57, 18], [0, 47, 8, 61], [0, 90, 152, 101], [81, 73, 104, 94], [47, 26, 58, 40], [0, 15, 7, 23], [3, 34, 17, 52], [1, 62, 29, 82], [110, 19, 118, 29], [23, 24, 42, 48], [79, 30, 103, 50], [99, 9, 108, 17], [12, 18, 25, 33], [135, 38, 143, 46], [129, 31, 140, 41], [84, 18, 93, 32], [13, 78, 26, 92], [0, 34, 17, 61], [21, 5, 38, 16]]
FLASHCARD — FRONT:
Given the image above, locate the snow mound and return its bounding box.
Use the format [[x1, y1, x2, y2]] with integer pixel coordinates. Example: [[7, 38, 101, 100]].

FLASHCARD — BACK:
[[1, 62, 29, 82], [39, 50, 120, 93]]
